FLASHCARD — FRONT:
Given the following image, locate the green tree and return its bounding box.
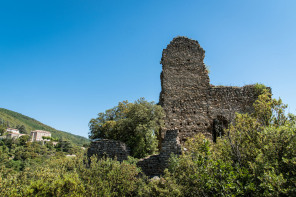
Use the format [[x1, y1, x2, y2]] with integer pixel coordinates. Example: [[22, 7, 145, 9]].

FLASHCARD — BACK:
[[89, 98, 165, 158], [0, 124, 6, 136], [226, 89, 296, 196], [162, 89, 296, 196], [16, 125, 28, 134], [19, 135, 30, 146], [166, 134, 251, 196], [55, 139, 74, 154]]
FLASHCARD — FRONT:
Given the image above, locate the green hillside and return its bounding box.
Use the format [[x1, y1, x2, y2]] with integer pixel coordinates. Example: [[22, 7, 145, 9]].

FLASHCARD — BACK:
[[0, 108, 89, 146]]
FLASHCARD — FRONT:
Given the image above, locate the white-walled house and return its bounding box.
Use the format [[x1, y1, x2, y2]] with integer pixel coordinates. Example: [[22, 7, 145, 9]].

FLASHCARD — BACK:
[[5, 128, 26, 139], [30, 130, 51, 142]]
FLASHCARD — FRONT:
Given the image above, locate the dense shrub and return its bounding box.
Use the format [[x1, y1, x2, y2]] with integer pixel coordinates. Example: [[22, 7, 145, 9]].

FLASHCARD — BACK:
[[0, 154, 145, 197], [164, 89, 296, 196], [1, 90, 295, 196], [89, 98, 165, 158]]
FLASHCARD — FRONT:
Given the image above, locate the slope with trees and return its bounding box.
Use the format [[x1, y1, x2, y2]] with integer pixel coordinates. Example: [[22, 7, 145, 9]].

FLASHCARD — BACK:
[[0, 108, 89, 146]]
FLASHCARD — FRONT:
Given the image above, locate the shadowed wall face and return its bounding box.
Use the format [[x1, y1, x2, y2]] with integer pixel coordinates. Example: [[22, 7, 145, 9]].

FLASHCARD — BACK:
[[159, 37, 261, 142], [87, 139, 130, 162]]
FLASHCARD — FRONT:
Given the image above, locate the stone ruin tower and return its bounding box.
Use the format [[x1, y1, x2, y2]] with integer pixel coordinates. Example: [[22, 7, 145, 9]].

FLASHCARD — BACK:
[[159, 37, 263, 143]]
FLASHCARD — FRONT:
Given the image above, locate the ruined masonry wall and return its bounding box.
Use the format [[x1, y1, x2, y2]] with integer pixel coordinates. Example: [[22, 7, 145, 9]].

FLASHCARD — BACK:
[[87, 139, 130, 162], [87, 36, 265, 176], [159, 37, 262, 142], [137, 130, 181, 176], [87, 130, 181, 176]]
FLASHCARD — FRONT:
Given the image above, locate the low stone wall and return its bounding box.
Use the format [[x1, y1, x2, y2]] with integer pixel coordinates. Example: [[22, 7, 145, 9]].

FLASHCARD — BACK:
[[87, 130, 181, 176], [87, 139, 130, 162], [137, 130, 181, 176]]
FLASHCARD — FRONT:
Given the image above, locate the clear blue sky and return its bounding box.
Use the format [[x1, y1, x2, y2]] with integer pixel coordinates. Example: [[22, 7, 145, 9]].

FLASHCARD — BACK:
[[1, 0, 296, 138]]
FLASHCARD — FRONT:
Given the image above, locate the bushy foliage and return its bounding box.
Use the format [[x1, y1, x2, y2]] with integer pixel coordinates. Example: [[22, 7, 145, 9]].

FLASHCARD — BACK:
[[0, 136, 82, 173], [163, 89, 296, 196], [163, 134, 250, 196], [0, 124, 7, 135], [89, 98, 165, 158], [1, 90, 295, 196], [254, 83, 267, 96], [226, 89, 296, 196], [0, 154, 145, 196]]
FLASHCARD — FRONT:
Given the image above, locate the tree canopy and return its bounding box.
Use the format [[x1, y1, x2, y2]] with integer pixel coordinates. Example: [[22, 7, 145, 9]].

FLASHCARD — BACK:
[[89, 98, 165, 158]]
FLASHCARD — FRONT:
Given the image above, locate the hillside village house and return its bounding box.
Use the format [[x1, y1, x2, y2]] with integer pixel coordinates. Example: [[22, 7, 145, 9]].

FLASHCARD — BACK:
[[6, 128, 26, 139], [30, 130, 51, 142], [0, 128, 52, 142]]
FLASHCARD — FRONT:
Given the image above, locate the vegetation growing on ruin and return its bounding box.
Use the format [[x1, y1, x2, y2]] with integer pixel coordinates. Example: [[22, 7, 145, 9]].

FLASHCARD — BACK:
[[1, 92, 295, 196], [254, 83, 267, 95], [89, 98, 165, 158], [161, 89, 296, 196]]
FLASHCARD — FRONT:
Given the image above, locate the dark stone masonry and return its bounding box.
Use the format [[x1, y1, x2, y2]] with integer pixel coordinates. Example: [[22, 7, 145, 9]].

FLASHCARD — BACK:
[[137, 130, 181, 176], [88, 130, 181, 176], [87, 36, 266, 176], [159, 36, 262, 143], [87, 139, 130, 162]]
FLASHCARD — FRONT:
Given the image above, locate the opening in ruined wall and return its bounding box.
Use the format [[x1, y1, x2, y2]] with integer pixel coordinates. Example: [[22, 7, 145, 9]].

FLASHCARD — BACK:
[[212, 116, 229, 143]]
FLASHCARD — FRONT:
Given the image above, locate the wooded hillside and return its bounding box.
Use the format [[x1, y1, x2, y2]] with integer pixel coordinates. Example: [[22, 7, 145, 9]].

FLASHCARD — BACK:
[[0, 108, 89, 146]]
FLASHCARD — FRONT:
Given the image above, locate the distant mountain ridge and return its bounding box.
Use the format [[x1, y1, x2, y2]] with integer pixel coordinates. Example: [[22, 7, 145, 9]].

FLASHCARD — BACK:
[[0, 108, 89, 146]]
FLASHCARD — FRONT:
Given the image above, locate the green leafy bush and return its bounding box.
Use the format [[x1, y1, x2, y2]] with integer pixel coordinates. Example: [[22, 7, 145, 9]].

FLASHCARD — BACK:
[[163, 90, 296, 196], [89, 98, 165, 158]]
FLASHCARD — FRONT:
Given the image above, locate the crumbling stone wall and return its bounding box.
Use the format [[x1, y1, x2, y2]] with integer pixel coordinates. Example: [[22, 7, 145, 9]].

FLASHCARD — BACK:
[[87, 130, 181, 176], [87, 139, 130, 162], [137, 130, 181, 176], [87, 36, 266, 176], [159, 37, 264, 142]]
